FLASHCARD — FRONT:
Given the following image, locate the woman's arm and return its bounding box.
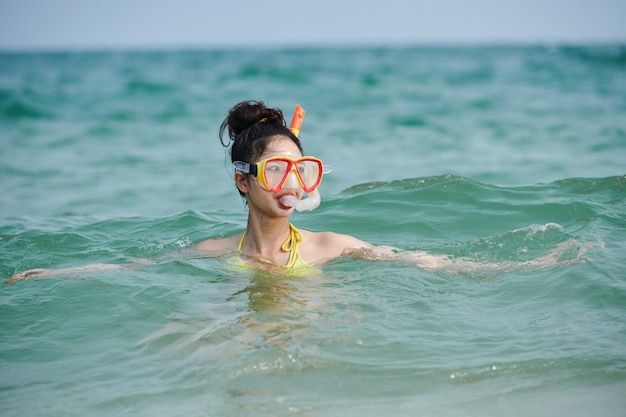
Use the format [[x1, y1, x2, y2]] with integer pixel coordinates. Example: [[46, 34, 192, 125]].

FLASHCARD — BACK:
[[344, 239, 593, 277], [4, 246, 231, 285], [5, 263, 131, 285], [4, 259, 155, 284]]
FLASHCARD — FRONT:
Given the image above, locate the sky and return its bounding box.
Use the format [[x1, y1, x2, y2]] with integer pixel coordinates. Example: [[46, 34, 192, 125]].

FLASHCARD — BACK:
[[1, 0, 625, 50]]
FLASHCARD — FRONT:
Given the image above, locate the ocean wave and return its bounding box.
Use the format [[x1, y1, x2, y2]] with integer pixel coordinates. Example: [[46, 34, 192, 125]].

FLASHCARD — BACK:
[[0, 89, 52, 120]]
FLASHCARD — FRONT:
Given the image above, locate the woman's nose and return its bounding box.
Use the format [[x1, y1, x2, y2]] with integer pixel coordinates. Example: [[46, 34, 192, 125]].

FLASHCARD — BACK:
[[284, 170, 300, 189]]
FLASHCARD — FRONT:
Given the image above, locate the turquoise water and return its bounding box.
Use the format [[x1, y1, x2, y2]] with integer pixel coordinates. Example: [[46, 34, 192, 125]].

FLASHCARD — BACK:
[[1, 46, 625, 416]]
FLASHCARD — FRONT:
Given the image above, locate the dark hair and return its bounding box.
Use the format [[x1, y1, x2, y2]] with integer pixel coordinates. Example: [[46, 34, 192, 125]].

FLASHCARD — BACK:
[[219, 100, 303, 165]]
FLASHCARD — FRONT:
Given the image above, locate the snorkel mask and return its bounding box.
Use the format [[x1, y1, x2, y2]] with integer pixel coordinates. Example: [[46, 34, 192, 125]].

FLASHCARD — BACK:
[[233, 105, 330, 211]]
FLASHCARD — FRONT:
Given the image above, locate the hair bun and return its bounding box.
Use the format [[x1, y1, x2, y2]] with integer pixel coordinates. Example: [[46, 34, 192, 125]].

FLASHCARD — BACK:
[[221, 100, 285, 145]]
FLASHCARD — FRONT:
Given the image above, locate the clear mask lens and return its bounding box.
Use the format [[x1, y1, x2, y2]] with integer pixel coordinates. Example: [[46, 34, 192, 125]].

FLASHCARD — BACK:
[[263, 158, 322, 192]]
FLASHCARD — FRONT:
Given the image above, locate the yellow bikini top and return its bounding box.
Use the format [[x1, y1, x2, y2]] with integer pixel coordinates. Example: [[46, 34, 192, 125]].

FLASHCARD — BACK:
[[236, 222, 311, 269]]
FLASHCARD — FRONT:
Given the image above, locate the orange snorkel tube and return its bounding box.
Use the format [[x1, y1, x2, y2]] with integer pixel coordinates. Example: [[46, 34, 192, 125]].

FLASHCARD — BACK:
[[289, 104, 305, 138]]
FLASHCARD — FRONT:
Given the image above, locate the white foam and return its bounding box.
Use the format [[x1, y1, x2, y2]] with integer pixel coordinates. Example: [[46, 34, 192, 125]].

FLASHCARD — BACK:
[[513, 223, 564, 236]]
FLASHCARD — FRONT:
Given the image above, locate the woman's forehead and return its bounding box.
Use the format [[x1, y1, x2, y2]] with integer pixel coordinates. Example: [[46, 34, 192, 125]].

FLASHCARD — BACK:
[[261, 137, 302, 158]]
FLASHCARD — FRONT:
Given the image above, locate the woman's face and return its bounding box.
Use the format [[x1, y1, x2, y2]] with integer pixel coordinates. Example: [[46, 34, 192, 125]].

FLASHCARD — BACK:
[[237, 135, 304, 215]]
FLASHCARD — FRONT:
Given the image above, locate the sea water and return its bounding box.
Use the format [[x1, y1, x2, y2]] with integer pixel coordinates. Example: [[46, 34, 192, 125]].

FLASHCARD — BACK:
[[1, 45, 625, 416]]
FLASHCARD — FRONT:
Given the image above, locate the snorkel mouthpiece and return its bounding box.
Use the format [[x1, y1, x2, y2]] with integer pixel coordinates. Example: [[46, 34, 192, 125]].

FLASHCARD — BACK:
[[282, 104, 323, 212], [280, 191, 321, 211]]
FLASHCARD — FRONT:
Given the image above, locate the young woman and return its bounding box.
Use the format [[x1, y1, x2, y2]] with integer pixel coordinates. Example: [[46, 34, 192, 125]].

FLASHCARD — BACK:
[[192, 100, 374, 269], [5, 100, 586, 284]]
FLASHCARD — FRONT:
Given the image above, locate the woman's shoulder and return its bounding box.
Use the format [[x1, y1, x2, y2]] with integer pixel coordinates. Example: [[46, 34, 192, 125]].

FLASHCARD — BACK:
[[307, 230, 371, 247], [299, 229, 373, 263], [193, 233, 243, 252]]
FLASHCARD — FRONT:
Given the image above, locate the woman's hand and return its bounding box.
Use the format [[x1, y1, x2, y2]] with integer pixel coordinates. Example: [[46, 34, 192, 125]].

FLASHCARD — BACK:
[[5, 268, 53, 284]]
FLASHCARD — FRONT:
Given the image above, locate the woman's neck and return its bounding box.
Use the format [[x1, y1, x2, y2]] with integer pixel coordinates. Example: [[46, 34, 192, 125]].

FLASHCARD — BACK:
[[242, 213, 291, 259]]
